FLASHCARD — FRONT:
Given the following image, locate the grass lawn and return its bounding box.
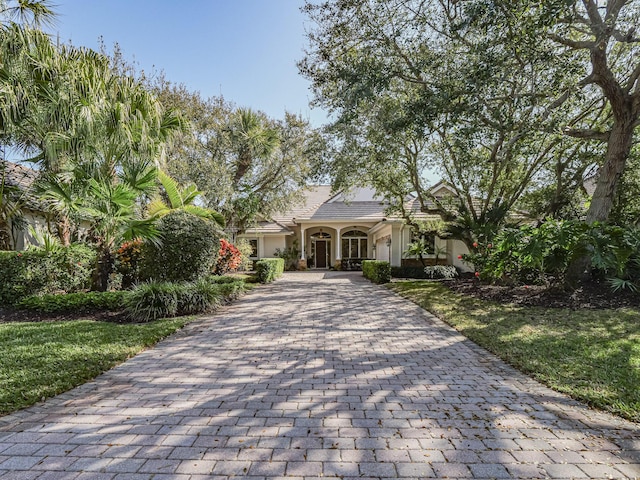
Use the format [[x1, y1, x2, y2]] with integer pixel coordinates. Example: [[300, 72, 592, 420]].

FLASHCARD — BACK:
[[389, 281, 640, 423], [0, 318, 192, 415]]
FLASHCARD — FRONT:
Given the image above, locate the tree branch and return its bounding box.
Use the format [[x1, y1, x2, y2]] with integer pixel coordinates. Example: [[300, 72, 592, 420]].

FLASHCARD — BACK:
[[548, 33, 594, 50], [562, 127, 610, 141]]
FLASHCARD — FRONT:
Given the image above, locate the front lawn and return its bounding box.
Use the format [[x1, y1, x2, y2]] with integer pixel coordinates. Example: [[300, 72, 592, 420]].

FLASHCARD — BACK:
[[389, 281, 640, 423], [0, 318, 192, 415]]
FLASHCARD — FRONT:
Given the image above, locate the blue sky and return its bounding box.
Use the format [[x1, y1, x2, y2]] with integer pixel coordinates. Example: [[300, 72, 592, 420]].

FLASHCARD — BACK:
[[47, 0, 327, 126]]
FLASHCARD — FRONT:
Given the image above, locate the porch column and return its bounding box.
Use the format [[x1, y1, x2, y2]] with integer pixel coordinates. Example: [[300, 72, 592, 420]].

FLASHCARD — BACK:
[[335, 227, 342, 260], [300, 225, 306, 259], [391, 224, 403, 266]]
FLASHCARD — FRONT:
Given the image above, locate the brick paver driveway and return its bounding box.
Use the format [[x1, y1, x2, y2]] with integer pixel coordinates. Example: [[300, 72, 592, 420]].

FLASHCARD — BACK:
[[1, 272, 639, 479]]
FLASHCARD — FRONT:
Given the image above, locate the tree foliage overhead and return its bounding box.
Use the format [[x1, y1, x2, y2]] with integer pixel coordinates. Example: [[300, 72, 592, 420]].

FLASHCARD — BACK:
[[300, 0, 640, 239], [154, 79, 326, 233]]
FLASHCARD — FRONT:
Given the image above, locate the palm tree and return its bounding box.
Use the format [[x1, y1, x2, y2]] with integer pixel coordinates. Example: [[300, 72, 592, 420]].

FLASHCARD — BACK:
[[0, 0, 56, 27], [83, 174, 160, 291], [147, 169, 225, 226], [227, 108, 280, 186]]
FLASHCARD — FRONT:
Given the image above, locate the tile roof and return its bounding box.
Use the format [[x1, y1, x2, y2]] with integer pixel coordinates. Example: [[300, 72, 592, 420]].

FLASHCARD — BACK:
[[297, 201, 386, 220], [271, 185, 335, 224], [2, 160, 38, 190], [1, 160, 43, 211], [244, 221, 293, 235]]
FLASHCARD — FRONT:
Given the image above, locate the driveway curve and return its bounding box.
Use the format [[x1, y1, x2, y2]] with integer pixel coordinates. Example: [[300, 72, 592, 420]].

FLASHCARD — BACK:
[[0, 271, 638, 479]]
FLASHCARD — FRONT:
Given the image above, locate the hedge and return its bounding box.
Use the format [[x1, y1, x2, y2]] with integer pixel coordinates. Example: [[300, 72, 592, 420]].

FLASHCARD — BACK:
[[391, 265, 458, 279], [0, 244, 95, 305], [391, 266, 431, 279], [362, 260, 391, 284], [17, 291, 128, 314], [255, 258, 285, 283]]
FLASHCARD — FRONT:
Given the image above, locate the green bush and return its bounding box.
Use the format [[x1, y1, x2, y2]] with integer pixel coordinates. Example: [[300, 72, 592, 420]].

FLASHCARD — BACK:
[[207, 275, 241, 284], [468, 220, 640, 290], [176, 279, 225, 315], [17, 291, 128, 314], [125, 282, 180, 322], [362, 260, 391, 284], [391, 266, 430, 279], [0, 244, 95, 305], [217, 280, 246, 300], [125, 278, 247, 322], [255, 258, 285, 283], [140, 211, 220, 283]]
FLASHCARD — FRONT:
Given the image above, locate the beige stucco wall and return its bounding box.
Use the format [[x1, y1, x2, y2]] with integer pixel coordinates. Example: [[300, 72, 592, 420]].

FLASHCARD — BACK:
[[449, 239, 473, 272], [263, 236, 287, 257]]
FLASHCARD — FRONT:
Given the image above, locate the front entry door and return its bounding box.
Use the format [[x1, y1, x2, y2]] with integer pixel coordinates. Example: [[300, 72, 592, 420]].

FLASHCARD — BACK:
[[315, 241, 327, 268]]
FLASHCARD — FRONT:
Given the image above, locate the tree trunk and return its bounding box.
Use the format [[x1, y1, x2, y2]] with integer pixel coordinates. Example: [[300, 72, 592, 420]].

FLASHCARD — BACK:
[[57, 215, 71, 247], [0, 218, 12, 250], [92, 249, 114, 292], [586, 115, 635, 222]]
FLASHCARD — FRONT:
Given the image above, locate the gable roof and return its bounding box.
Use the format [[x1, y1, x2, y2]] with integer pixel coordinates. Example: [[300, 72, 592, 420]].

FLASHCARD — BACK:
[[271, 186, 388, 225], [2, 161, 38, 190], [1, 161, 44, 211]]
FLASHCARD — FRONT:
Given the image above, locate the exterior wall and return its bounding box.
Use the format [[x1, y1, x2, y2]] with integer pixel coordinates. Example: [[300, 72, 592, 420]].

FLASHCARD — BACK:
[[237, 234, 288, 259], [11, 210, 50, 251], [263, 236, 287, 257], [448, 239, 472, 272]]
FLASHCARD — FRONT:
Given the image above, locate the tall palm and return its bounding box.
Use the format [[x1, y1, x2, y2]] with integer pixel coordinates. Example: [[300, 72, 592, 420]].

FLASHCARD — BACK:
[[227, 108, 280, 186], [147, 169, 225, 226], [223, 108, 279, 231]]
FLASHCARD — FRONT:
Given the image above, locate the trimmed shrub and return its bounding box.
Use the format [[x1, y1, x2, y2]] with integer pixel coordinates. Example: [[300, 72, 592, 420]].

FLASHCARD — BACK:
[[255, 258, 285, 283], [125, 282, 180, 322], [207, 275, 241, 284], [391, 266, 430, 279], [17, 291, 128, 314], [217, 280, 246, 301], [213, 239, 243, 275], [140, 211, 220, 283], [362, 260, 391, 284], [0, 244, 95, 305]]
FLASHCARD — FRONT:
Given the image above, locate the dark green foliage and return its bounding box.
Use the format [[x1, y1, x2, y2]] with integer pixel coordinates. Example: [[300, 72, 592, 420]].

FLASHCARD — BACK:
[[125, 282, 180, 322], [17, 291, 128, 314], [206, 275, 242, 284], [392, 266, 431, 279], [125, 278, 246, 322], [362, 260, 391, 284], [255, 258, 285, 283], [140, 211, 220, 283], [468, 220, 640, 290], [0, 244, 95, 305], [217, 281, 245, 300]]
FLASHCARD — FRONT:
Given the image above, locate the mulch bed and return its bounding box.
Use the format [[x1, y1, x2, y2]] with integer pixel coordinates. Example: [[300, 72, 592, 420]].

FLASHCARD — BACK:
[[443, 278, 640, 310]]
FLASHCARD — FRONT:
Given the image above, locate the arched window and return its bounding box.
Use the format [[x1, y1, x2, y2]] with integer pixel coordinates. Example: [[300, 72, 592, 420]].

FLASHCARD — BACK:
[[341, 230, 368, 258]]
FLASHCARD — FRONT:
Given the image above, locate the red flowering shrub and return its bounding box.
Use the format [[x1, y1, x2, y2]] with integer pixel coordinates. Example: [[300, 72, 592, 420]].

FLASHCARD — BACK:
[[116, 239, 144, 289], [214, 239, 242, 275]]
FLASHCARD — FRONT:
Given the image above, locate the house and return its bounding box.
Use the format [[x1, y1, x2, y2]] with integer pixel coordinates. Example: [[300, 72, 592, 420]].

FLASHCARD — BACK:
[[238, 183, 472, 271], [0, 160, 50, 250]]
